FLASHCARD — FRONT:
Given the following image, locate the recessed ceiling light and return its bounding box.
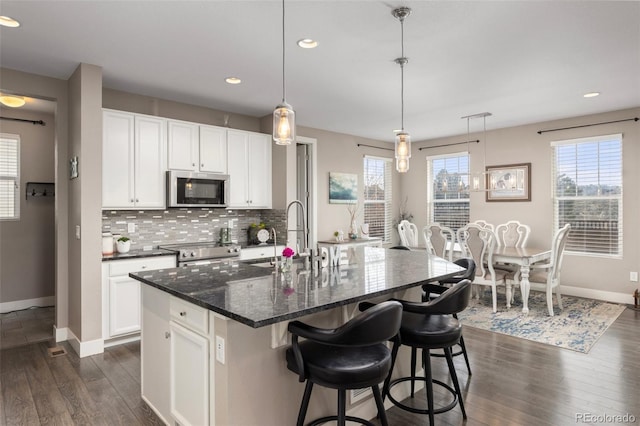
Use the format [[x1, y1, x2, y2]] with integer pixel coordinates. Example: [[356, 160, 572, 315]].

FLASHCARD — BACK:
[[0, 16, 20, 28], [583, 92, 600, 98], [225, 77, 242, 85], [297, 38, 318, 49], [0, 95, 26, 108]]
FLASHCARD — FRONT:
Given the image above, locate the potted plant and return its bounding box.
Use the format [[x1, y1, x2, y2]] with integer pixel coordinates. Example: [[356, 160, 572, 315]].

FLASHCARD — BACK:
[[116, 236, 131, 253]]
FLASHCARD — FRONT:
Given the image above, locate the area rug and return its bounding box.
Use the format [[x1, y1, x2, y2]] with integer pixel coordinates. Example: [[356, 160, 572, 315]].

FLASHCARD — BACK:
[[457, 291, 626, 353]]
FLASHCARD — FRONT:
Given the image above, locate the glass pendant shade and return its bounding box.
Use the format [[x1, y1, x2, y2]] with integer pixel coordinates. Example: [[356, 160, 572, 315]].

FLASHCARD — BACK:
[[395, 132, 411, 159], [396, 156, 409, 173], [273, 102, 296, 145]]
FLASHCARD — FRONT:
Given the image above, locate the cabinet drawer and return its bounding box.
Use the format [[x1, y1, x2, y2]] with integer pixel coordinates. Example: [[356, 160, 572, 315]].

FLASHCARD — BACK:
[[109, 256, 175, 276], [240, 245, 284, 261], [170, 296, 208, 335]]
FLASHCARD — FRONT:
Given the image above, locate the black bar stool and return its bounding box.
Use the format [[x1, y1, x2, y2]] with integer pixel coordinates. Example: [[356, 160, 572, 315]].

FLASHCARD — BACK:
[[363, 280, 472, 426], [422, 258, 476, 375], [285, 300, 403, 426]]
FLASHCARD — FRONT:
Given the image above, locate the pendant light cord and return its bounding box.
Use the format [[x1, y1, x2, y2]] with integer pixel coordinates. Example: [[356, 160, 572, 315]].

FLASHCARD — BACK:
[[400, 17, 405, 131], [281, 0, 286, 103]]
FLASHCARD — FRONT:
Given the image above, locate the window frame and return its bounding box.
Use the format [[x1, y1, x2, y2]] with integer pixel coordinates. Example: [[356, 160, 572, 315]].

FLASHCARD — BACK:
[[0, 133, 20, 221], [363, 155, 393, 243], [426, 151, 470, 233], [551, 133, 623, 258]]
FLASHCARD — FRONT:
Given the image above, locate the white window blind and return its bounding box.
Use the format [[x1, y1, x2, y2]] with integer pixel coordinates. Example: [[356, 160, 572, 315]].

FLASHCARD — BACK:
[[0, 134, 20, 220], [427, 152, 469, 233], [363, 156, 392, 242], [551, 134, 622, 257]]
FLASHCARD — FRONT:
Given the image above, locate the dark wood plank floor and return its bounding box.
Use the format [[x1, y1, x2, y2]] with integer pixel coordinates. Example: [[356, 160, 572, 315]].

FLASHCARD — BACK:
[[1, 308, 638, 425]]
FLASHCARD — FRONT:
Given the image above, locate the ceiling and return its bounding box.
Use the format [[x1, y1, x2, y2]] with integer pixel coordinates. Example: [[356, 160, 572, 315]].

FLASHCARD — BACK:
[[1, 1, 639, 142]]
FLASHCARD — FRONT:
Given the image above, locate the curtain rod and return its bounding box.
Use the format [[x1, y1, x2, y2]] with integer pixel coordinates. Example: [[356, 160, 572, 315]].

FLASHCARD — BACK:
[[537, 117, 638, 135], [418, 139, 479, 151], [356, 143, 393, 151], [0, 116, 46, 126]]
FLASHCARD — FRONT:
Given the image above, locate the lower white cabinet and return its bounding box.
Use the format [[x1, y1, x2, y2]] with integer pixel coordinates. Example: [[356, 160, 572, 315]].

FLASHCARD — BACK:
[[102, 255, 176, 340], [239, 245, 285, 261], [141, 285, 215, 426], [170, 320, 209, 426]]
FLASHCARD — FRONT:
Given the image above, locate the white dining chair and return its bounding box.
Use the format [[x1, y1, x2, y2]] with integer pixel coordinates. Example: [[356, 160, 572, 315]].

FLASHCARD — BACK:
[[422, 223, 454, 261], [495, 220, 532, 300], [456, 223, 506, 313], [398, 220, 419, 247], [472, 220, 495, 231], [525, 224, 571, 316]]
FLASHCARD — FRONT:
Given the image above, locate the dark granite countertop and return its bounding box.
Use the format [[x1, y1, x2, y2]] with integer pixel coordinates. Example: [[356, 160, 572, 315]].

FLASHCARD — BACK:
[[102, 248, 177, 262], [129, 247, 464, 328]]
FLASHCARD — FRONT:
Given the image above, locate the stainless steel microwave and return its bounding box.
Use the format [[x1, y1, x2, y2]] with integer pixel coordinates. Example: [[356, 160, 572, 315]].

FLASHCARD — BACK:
[[167, 171, 229, 208]]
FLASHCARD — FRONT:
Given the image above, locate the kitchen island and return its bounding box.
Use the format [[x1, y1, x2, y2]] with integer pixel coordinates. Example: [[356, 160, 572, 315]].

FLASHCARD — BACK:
[[131, 247, 464, 425]]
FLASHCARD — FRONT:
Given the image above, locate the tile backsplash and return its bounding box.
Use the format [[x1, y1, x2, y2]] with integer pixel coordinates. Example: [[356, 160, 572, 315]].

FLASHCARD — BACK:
[[102, 208, 286, 250]]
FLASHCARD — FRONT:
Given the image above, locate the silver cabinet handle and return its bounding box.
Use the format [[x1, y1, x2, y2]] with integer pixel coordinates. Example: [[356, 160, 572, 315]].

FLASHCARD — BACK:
[[141, 265, 147, 269], [201, 164, 204, 167], [135, 199, 139, 202], [192, 163, 196, 167], [130, 199, 134, 202], [165, 332, 170, 339], [180, 311, 186, 317]]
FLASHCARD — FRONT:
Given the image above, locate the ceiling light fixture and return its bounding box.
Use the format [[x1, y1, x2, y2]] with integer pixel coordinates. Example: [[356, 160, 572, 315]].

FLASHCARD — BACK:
[[273, 0, 296, 146], [583, 92, 600, 98], [225, 77, 242, 84], [0, 95, 26, 108], [392, 7, 411, 173], [0, 16, 20, 28], [297, 38, 318, 49]]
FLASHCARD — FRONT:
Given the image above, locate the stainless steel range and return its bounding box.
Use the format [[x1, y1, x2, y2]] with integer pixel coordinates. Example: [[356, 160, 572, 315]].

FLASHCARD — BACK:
[[160, 242, 241, 266]]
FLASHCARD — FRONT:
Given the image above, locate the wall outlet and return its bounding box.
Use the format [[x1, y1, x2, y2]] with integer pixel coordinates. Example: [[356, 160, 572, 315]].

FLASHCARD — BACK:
[[215, 335, 225, 364], [630, 272, 638, 282], [127, 222, 136, 233]]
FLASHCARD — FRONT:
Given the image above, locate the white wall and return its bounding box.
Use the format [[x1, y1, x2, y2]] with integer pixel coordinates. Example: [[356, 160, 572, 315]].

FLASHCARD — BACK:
[[401, 107, 640, 302]]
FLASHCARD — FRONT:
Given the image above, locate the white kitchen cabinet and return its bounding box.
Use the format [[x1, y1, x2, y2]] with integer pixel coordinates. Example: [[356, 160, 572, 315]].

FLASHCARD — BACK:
[[102, 255, 176, 341], [168, 120, 228, 173], [141, 285, 171, 424], [167, 119, 199, 171], [200, 124, 227, 173], [170, 320, 209, 426], [141, 287, 215, 426], [239, 245, 285, 261], [227, 129, 272, 209], [102, 110, 167, 209]]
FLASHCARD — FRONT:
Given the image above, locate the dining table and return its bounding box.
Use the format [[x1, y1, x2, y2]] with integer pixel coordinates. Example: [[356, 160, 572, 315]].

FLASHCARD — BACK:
[[492, 246, 552, 313]]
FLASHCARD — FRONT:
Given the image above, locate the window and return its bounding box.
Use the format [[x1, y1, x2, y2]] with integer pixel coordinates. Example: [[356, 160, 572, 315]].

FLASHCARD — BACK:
[[363, 156, 392, 242], [0, 134, 20, 220], [427, 152, 470, 233], [551, 134, 622, 257]]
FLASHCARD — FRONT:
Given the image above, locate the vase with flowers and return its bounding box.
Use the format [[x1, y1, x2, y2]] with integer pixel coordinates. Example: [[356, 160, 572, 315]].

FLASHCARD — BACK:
[[346, 202, 360, 239], [281, 246, 295, 273]]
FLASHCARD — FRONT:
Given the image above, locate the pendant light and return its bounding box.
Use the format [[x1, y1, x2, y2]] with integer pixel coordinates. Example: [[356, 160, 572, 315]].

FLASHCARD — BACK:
[[273, 0, 296, 145], [392, 7, 411, 173]]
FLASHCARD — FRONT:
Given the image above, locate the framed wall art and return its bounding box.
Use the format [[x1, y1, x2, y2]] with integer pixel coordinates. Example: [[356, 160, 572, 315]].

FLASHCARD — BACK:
[[486, 163, 531, 202], [329, 172, 357, 204]]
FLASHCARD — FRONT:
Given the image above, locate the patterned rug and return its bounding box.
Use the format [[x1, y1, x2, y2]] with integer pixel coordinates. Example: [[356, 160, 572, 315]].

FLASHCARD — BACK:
[[457, 290, 626, 353]]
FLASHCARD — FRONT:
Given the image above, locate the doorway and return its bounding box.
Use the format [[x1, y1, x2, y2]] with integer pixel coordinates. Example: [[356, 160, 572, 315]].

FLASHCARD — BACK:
[[294, 136, 317, 250]]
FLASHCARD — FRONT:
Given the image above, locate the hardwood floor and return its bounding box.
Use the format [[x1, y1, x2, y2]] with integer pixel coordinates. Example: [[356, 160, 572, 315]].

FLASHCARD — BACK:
[[1, 308, 638, 425]]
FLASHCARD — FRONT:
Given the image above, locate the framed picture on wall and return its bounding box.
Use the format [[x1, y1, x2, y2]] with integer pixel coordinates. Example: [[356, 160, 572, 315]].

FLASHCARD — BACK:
[[486, 163, 531, 202], [329, 172, 357, 204]]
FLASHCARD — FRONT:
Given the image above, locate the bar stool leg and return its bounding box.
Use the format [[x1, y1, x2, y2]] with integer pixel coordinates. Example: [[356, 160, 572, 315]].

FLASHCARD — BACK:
[[372, 385, 389, 426], [422, 348, 435, 426], [410, 347, 417, 397], [297, 381, 313, 426], [458, 335, 472, 376], [337, 389, 346, 426], [444, 347, 467, 419], [382, 339, 400, 401]]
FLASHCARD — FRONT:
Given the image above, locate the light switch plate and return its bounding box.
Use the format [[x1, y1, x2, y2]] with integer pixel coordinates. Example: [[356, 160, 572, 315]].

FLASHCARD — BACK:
[[75, 225, 81, 240], [631, 272, 638, 282]]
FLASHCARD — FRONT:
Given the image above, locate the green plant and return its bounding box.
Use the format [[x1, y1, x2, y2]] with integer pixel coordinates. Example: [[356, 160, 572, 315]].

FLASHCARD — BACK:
[[334, 231, 339, 237], [117, 236, 130, 242]]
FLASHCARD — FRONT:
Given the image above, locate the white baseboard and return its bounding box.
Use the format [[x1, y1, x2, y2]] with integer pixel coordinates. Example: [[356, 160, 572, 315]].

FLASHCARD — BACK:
[[0, 296, 55, 314], [559, 285, 634, 305], [66, 329, 104, 358]]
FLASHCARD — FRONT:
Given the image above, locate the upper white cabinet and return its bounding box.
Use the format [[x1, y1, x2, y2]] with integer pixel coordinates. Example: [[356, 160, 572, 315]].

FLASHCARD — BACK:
[[168, 120, 227, 174], [227, 130, 272, 209], [103, 110, 167, 209]]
